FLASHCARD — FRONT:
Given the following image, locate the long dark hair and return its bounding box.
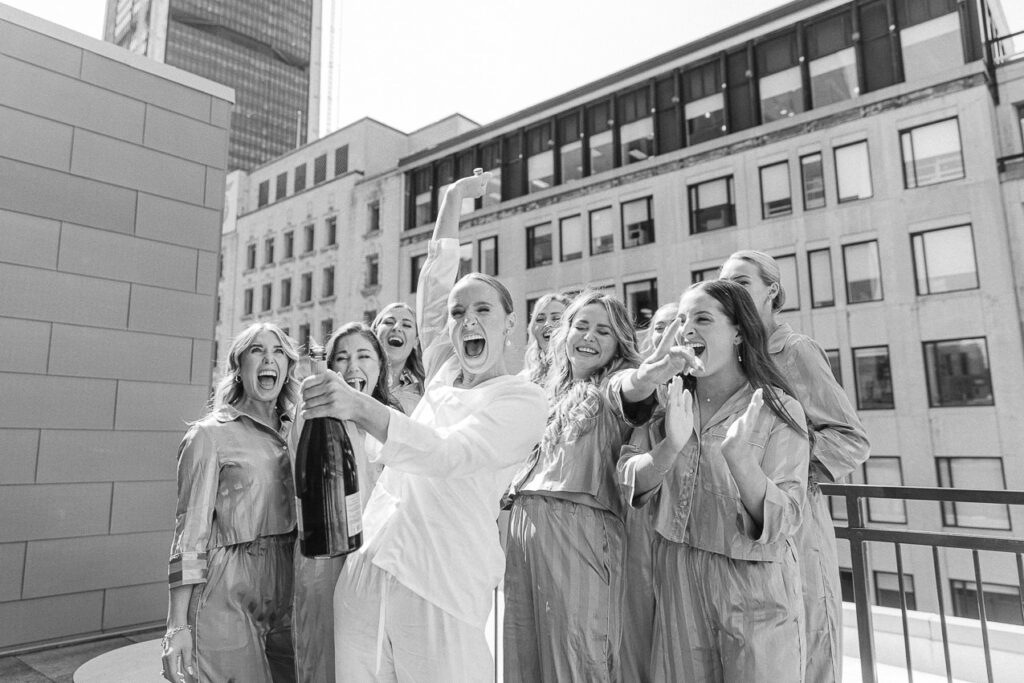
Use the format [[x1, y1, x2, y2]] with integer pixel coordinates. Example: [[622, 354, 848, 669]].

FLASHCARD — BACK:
[[685, 280, 805, 435], [326, 322, 403, 413], [372, 303, 425, 390]]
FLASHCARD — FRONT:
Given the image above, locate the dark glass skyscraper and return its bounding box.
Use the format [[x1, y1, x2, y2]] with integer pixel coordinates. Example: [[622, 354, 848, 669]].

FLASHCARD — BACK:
[[105, 0, 318, 171]]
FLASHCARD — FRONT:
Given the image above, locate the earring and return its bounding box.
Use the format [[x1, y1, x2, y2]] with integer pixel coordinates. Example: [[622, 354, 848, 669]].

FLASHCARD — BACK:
[[737, 346, 743, 364], [505, 337, 512, 347]]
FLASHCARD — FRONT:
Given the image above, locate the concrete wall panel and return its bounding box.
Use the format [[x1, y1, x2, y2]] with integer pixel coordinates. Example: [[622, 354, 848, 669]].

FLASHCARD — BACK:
[[0, 374, 116, 429], [196, 250, 218, 295], [0, 263, 129, 328], [58, 223, 198, 292], [0, 429, 38, 484], [0, 19, 82, 77], [0, 483, 111, 543], [0, 209, 61, 269], [191, 339, 215, 386], [0, 542, 26, 601], [36, 430, 179, 483], [80, 51, 211, 123], [135, 193, 221, 251], [113, 381, 210, 431], [109, 482, 175, 534], [102, 582, 165, 630], [48, 324, 192, 383], [0, 104, 73, 170], [204, 167, 226, 210], [144, 105, 228, 169], [128, 285, 213, 338], [0, 318, 50, 374], [0, 592, 103, 649]]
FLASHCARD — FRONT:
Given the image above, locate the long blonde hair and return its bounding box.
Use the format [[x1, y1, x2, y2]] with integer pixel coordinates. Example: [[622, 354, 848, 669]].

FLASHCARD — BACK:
[[211, 323, 301, 417], [523, 292, 571, 385], [541, 292, 643, 449]]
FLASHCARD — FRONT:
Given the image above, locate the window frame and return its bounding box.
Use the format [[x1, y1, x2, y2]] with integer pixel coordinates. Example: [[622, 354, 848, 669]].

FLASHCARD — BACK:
[[900, 117, 965, 189], [322, 266, 335, 298], [759, 160, 793, 219], [559, 214, 584, 262], [922, 337, 994, 408], [800, 152, 827, 210], [589, 206, 615, 256], [478, 236, 498, 276], [623, 277, 659, 327], [410, 253, 427, 294], [833, 140, 873, 203], [852, 344, 895, 410], [808, 247, 835, 308], [910, 224, 979, 296], [863, 456, 907, 524], [526, 223, 553, 269], [842, 240, 884, 304], [688, 175, 736, 235], [874, 569, 917, 610], [621, 196, 655, 249], [936, 457, 1011, 530]]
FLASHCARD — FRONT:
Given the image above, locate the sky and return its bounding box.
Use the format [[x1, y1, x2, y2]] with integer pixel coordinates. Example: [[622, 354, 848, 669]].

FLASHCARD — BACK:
[[3, 0, 1024, 134]]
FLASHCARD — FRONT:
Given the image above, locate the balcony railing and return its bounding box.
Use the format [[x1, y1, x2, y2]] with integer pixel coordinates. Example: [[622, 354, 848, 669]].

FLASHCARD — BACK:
[[821, 483, 1024, 683]]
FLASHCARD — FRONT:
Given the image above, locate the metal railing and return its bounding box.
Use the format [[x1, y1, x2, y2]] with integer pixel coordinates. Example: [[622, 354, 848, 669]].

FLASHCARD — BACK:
[[821, 483, 1024, 683]]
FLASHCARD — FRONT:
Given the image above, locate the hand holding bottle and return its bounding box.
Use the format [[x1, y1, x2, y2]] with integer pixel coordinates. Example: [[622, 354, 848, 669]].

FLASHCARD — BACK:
[[300, 370, 365, 423]]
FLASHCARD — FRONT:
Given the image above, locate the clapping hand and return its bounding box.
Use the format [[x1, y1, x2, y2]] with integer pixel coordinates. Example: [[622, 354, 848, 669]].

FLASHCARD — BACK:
[[721, 388, 763, 462], [663, 376, 695, 451], [636, 319, 704, 387]]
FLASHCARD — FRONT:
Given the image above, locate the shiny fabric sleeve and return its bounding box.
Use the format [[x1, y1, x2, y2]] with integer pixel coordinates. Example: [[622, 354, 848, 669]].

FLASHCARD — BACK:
[[372, 384, 548, 478], [788, 336, 870, 481], [168, 424, 219, 587], [416, 237, 460, 383], [617, 422, 663, 508], [737, 395, 809, 544]]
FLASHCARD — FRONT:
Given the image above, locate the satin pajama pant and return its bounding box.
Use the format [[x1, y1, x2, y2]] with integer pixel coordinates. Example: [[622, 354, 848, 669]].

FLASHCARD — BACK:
[[797, 484, 843, 683], [292, 549, 346, 683], [620, 503, 656, 683]]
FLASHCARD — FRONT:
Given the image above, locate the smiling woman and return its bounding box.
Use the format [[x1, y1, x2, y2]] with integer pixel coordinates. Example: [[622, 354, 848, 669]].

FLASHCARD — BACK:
[[371, 304, 425, 413]]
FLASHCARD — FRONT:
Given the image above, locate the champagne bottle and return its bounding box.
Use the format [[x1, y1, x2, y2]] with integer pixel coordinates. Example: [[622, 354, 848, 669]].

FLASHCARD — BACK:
[[295, 344, 362, 557]]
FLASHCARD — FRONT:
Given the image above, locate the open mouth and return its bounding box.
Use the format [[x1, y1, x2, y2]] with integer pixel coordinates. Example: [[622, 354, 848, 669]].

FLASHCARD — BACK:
[[463, 333, 486, 358], [257, 368, 278, 390], [345, 377, 367, 393], [683, 341, 706, 358], [387, 334, 404, 348], [574, 345, 599, 357]]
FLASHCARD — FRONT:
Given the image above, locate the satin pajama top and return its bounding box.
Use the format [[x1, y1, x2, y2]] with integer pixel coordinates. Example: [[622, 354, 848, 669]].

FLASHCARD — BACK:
[[168, 406, 295, 588], [619, 384, 809, 562]]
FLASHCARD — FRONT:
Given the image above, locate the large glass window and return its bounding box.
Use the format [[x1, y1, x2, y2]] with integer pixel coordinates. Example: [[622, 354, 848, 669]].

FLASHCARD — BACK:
[[294, 163, 306, 192], [322, 266, 334, 298], [275, 172, 287, 201], [325, 217, 337, 246], [864, 458, 907, 523], [261, 283, 272, 312], [587, 101, 615, 175], [689, 176, 736, 234], [502, 133, 525, 201], [619, 87, 654, 164], [526, 122, 555, 193], [875, 571, 916, 609], [854, 345, 894, 410], [335, 145, 348, 176], [367, 201, 380, 234], [410, 253, 427, 293], [300, 272, 312, 303], [898, 1, 963, 83], [257, 181, 269, 207], [412, 167, 432, 227], [776, 254, 799, 311], [558, 112, 584, 183], [808, 248, 835, 308], [280, 278, 291, 307], [684, 61, 725, 144], [560, 215, 584, 262], [843, 241, 883, 303], [806, 12, 858, 108], [283, 231, 294, 259], [624, 278, 658, 327], [434, 158, 456, 215], [243, 288, 253, 316], [246, 243, 257, 270], [457, 243, 473, 280], [314, 154, 327, 184], [590, 207, 614, 256], [911, 225, 978, 294], [757, 31, 804, 122], [527, 223, 553, 268], [622, 197, 654, 248], [951, 581, 1023, 626], [365, 255, 379, 288], [264, 238, 274, 265], [478, 236, 498, 276], [834, 141, 872, 202], [480, 141, 502, 208], [937, 458, 1010, 530], [760, 161, 792, 218], [901, 118, 964, 188], [303, 224, 315, 253], [691, 266, 721, 284], [924, 338, 993, 407], [801, 152, 826, 209]]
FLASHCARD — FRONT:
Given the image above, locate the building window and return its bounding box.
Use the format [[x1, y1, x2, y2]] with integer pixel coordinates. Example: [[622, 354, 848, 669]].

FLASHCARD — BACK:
[[689, 176, 736, 234], [368, 201, 381, 233], [624, 278, 658, 327], [808, 248, 835, 308], [619, 86, 654, 164], [834, 141, 872, 202], [275, 172, 287, 201], [898, 1, 963, 83], [325, 216, 337, 246], [501, 133, 525, 201], [684, 61, 725, 144], [951, 581, 1023, 626], [298, 323, 310, 350], [480, 141, 502, 208], [526, 223, 553, 268], [322, 266, 335, 298], [365, 255, 379, 288], [800, 152, 826, 209], [410, 253, 427, 293], [261, 283, 272, 312], [300, 272, 312, 303], [590, 207, 614, 256], [264, 238, 274, 265], [843, 240, 883, 303], [215, 295, 220, 322], [257, 180, 269, 207], [321, 318, 334, 343], [478, 236, 498, 276], [560, 214, 583, 262], [853, 345, 894, 410], [912, 224, 978, 295], [558, 112, 584, 183], [937, 457, 1010, 530], [526, 122, 554, 193], [314, 154, 327, 184], [457, 242, 473, 280], [303, 224, 315, 253], [923, 337, 994, 407], [874, 571, 916, 609], [243, 288, 254, 316], [335, 145, 348, 176], [901, 118, 964, 189], [776, 254, 799, 311], [691, 266, 720, 284], [587, 100, 615, 175], [294, 163, 306, 192], [839, 569, 854, 602], [864, 457, 906, 523], [825, 349, 843, 386], [412, 167, 432, 227], [760, 161, 792, 218], [621, 197, 654, 248], [246, 243, 257, 270], [806, 12, 858, 108], [284, 231, 294, 259], [434, 157, 456, 214], [757, 31, 804, 122], [280, 278, 292, 307]]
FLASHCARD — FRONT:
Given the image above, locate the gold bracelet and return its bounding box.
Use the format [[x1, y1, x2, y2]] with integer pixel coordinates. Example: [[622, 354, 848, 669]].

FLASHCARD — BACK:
[[161, 624, 191, 651]]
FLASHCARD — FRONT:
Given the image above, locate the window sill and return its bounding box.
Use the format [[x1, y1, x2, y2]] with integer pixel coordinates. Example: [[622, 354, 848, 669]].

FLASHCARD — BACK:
[[300, 251, 315, 259], [280, 256, 294, 264], [320, 244, 338, 253], [361, 284, 381, 297], [298, 301, 313, 309], [363, 229, 381, 240], [278, 305, 293, 313], [320, 295, 337, 304]]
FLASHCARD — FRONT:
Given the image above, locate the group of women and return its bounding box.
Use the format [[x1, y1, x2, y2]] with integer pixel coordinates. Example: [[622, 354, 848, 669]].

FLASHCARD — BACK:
[[161, 171, 869, 683]]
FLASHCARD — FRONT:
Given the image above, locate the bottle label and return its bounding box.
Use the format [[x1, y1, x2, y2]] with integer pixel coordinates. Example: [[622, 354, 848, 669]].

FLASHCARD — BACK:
[[346, 491, 362, 535], [295, 497, 304, 536]]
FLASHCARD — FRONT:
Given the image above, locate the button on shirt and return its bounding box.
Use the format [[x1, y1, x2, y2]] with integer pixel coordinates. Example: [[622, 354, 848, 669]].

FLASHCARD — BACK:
[[169, 406, 295, 588], [619, 384, 809, 562]]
